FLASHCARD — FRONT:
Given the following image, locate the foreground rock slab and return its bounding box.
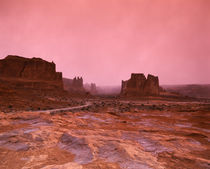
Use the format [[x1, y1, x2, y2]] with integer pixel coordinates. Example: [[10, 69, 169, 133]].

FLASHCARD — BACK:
[[0, 99, 209, 169]]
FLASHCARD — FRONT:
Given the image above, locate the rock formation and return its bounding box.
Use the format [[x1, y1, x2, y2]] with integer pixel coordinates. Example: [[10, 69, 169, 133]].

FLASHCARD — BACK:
[[63, 77, 85, 93], [143, 74, 160, 95], [0, 55, 63, 89], [0, 55, 69, 112], [90, 83, 97, 95], [84, 83, 97, 95], [121, 73, 160, 96], [0, 55, 62, 81], [72, 77, 83, 89]]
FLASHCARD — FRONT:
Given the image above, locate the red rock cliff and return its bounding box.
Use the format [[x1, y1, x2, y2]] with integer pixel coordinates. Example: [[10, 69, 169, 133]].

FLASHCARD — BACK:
[[0, 55, 62, 81], [63, 77, 85, 93], [121, 73, 160, 96], [0, 55, 63, 89]]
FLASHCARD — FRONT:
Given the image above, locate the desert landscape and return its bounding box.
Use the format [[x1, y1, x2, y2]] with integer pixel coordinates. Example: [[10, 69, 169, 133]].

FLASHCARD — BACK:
[[0, 55, 209, 169], [0, 0, 210, 168]]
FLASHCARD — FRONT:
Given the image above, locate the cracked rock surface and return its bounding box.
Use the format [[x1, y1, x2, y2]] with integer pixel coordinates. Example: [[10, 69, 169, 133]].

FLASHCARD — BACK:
[[0, 99, 209, 169]]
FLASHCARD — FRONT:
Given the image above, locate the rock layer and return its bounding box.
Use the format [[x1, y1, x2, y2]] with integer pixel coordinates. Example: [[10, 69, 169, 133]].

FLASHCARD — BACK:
[[0, 55, 63, 89], [0, 55, 62, 81], [121, 73, 159, 96]]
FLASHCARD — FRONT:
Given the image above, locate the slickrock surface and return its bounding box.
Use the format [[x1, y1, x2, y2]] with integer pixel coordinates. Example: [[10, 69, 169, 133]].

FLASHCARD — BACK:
[[0, 99, 209, 169]]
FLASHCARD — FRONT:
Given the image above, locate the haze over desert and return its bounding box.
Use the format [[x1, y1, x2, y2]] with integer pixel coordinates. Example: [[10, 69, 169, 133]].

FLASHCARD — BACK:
[[0, 0, 210, 169]]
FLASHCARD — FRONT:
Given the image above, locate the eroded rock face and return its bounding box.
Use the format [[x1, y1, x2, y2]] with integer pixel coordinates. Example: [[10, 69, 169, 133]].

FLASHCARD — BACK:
[[84, 83, 97, 95], [72, 77, 83, 89], [121, 73, 160, 96], [63, 77, 86, 93], [0, 55, 62, 81], [144, 74, 159, 96], [0, 55, 63, 90]]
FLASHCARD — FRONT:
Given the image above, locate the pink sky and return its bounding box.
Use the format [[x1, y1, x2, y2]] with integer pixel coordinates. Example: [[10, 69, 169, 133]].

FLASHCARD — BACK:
[[0, 0, 210, 85]]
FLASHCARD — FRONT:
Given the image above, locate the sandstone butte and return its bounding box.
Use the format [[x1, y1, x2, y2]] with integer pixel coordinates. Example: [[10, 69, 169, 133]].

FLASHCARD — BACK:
[[121, 73, 160, 96], [63, 77, 86, 93], [0, 55, 63, 90]]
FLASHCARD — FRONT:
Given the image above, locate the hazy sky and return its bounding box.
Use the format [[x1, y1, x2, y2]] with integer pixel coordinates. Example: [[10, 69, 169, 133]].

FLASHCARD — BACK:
[[0, 0, 210, 85]]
